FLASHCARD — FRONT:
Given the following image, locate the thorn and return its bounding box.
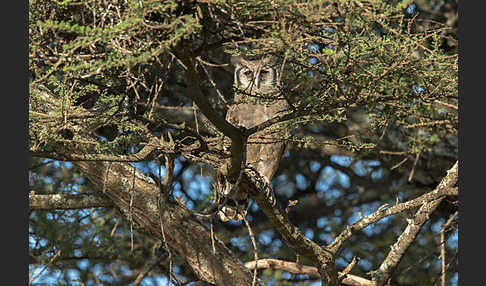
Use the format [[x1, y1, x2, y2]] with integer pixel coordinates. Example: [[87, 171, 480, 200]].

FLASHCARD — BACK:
[[285, 200, 299, 214], [167, 132, 174, 146], [377, 203, 389, 212]]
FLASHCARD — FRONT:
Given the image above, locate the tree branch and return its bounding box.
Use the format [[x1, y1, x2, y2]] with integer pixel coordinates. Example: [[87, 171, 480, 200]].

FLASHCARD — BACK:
[[72, 159, 261, 286], [370, 162, 458, 286], [245, 258, 372, 286], [179, 51, 245, 181], [245, 170, 339, 285], [30, 137, 164, 162], [29, 193, 114, 210], [328, 161, 458, 254]]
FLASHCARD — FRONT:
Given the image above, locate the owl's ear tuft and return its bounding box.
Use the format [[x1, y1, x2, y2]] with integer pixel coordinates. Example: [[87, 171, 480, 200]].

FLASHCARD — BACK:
[[230, 55, 245, 67]]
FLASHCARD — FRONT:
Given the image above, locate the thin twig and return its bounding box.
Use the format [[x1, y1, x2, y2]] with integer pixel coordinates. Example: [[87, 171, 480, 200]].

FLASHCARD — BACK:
[[434, 100, 458, 111], [243, 218, 258, 286], [339, 256, 360, 282], [390, 157, 408, 170], [440, 211, 458, 286], [408, 150, 421, 182], [132, 255, 164, 286], [196, 57, 228, 104], [159, 207, 173, 285], [210, 217, 216, 254], [129, 164, 136, 252], [29, 249, 62, 285], [440, 229, 446, 286], [379, 151, 407, 155]]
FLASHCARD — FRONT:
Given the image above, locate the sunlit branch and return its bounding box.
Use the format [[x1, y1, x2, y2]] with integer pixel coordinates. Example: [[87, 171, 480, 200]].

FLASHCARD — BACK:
[[370, 162, 458, 286], [328, 162, 458, 254], [29, 193, 113, 211], [245, 258, 372, 286]]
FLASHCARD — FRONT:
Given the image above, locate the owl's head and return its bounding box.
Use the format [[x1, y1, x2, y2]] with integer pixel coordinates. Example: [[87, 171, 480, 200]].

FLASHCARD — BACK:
[[231, 56, 280, 96]]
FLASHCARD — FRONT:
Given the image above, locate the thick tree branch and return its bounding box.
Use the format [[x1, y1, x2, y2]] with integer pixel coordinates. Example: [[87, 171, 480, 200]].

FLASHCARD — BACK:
[[29, 193, 113, 210], [227, 185, 385, 238], [245, 170, 339, 285], [370, 161, 458, 286], [29, 77, 262, 285], [73, 159, 262, 286], [179, 51, 245, 181], [245, 258, 371, 286], [328, 162, 458, 254]]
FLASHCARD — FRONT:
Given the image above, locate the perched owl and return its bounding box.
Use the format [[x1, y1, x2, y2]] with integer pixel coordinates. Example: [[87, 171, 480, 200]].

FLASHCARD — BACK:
[[218, 56, 289, 222]]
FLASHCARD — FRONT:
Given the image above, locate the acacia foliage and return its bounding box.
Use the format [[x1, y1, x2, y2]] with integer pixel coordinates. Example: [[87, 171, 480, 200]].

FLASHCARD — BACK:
[[29, 0, 458, 285]]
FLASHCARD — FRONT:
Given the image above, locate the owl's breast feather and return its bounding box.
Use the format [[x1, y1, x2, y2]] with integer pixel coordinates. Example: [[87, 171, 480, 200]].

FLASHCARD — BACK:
[[226, 101, 285, 128]]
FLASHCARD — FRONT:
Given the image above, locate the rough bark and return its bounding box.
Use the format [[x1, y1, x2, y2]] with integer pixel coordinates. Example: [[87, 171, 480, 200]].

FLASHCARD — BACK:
[[370, 162, 458, 286], [72, 159, 261, 286], [245, 259, 372, 286], [29, 193, 113, 210]]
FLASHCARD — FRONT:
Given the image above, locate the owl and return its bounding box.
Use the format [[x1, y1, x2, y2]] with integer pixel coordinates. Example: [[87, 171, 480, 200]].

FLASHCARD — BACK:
[[218, 56, 289, 222]]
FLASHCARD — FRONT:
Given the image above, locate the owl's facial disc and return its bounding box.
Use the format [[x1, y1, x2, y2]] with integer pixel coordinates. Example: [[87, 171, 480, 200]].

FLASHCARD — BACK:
[[236, 61, 278, 95]]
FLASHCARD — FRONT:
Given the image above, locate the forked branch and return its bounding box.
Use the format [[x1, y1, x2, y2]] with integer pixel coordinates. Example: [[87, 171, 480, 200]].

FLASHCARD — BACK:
[[370, 162, 458, 286], [328, 162, 458, 254], [245, 258, 372, 286]]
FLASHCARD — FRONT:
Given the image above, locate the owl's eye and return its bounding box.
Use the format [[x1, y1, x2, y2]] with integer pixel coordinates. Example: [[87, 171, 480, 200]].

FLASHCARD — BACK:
[[243, 70, 253, 76], [260, 69, 269, 75]]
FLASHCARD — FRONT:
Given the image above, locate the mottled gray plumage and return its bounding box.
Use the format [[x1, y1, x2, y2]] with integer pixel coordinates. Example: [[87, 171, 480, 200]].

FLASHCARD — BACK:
[[218, 56, 288, 222]]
